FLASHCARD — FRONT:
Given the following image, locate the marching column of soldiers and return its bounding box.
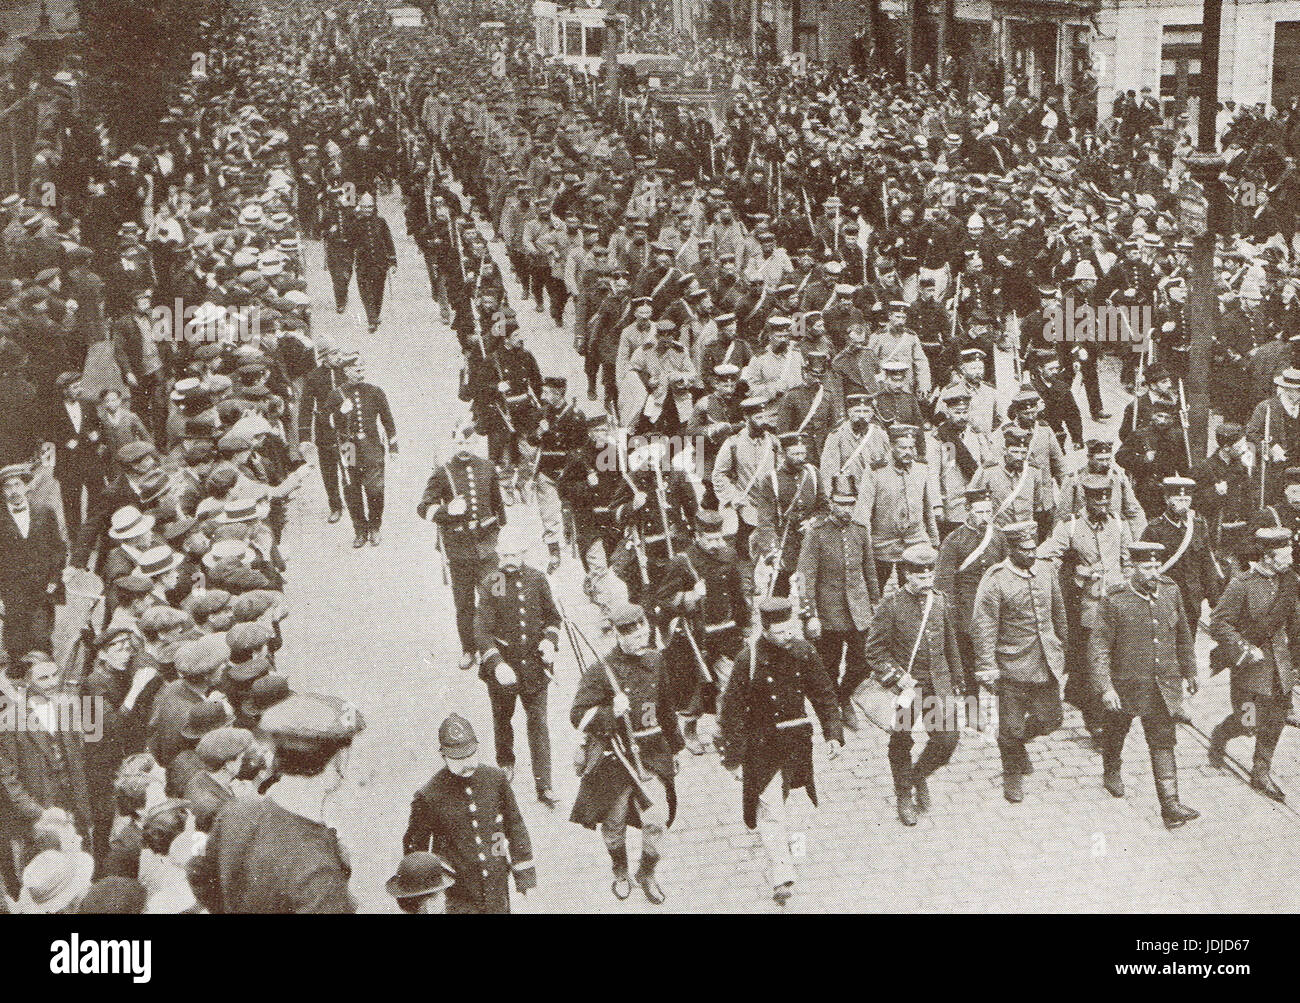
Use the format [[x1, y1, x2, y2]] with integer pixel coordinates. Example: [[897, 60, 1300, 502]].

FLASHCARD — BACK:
[[163, 2, 1300, 914]]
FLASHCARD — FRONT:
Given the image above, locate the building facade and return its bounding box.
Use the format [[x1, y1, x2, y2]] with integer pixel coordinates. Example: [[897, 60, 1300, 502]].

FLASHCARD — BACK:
[[1095, 0, 1300, 124]]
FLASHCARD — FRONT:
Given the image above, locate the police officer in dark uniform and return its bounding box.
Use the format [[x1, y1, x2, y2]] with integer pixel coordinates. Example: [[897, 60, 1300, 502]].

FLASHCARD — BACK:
[[570, 602, 684, 905], [352, 192, 397, 333], [655, 509, 750, 755], [320, 180, 356, 313], [1090, 541, 1200, 828], [720, 595, 842, 905], [326, 353, 397, 548], [475, 526, 562, 807], [297, 344, 345, 524], [418, 421, 506, 671], [532, 376, 588, 573], [402, 714, 536, 914]]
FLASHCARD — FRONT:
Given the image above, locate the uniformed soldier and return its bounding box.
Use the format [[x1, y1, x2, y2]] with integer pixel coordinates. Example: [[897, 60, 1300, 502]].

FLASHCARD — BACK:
[[1038, 475, 1134, 744], [654, 509, 749, 754], [711, 397, 780, 551], [1117, 399, 1189, 515], [972, 521, 1067, 803], [872, 357, 925, 430], [320, 182, 356, 313], [685, 363, 744, 494], [742, 317, 804, 401], [557, 413, 623, 571], [1141, 475, 1224, 634], [796, 474, 879, 728], [935, 487, 1006, 692], [570, 602, 684, 905], [818, 393, 890, 499], [612, 440, 697, 608], [1207, 526, 1300, 802], [1057, 439, 1145, 538], [402, 714, 536, 914], [530, 376, 587, 573], [190, 692, 365, 913], [776, 349, 841, 458], [854, 424, 939, 588], [326, 354, 397, 548], [1192, 422, 1254, 570], [720, 595, 842, 905], [934, 348, 1000, 435], [968, 425, 1053, 536], [864, 543, 965, 827], [752, 432, 822, 598], [991, 389, 1066, 493], [417, 421, 506, 671], [929, 387, 998, 538], [474, 527, 562, 807], [868, 302, 932, 398], [1090, 541, 1200, 827]]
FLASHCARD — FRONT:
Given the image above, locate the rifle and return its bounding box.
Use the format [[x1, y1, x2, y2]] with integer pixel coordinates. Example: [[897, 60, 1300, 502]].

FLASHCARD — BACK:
[[675, 554, 715, 684], [1177, 378, 1192, 471], [1261, 400, 1272, 508]]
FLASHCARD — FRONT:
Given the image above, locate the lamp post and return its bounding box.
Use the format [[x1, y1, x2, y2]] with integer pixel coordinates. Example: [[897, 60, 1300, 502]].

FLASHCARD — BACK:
[[1182, 0, 1226, 462]]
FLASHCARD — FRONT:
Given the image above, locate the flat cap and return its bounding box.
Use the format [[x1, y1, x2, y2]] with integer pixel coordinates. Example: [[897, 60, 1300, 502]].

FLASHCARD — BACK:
[[260, 692, 364, 752], [173, 634, 230, 678], [195, 727, 255, 769]]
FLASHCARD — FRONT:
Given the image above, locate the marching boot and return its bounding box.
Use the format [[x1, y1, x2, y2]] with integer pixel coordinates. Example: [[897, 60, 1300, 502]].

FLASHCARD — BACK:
[[681, 717, 705, 756], [1152, 748, 1199, 828], [998, 740, 1024, 802], [840, 699, 860, 733], [1002, 772, 1023, 803], [1250, 756, 1286, 803], [896, 786, 918, 826], [327, 509, 342, 524], [1207, 715, 1236, 769], [547, 543, 561, 574], [912, 776, 930, 813], [609, 845, 632, 900], [1018, 744, 1034, 775], [1101, 738, 1125, 799], [634, 851, 665, 905]]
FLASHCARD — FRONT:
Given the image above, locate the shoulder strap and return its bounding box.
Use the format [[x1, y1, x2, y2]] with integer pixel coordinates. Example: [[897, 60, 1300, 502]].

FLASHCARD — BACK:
[[903, 591, 936, 677]]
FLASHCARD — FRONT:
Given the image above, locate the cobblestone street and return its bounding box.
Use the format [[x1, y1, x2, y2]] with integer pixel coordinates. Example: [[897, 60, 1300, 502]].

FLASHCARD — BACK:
[[268, 190, 1300, 913]]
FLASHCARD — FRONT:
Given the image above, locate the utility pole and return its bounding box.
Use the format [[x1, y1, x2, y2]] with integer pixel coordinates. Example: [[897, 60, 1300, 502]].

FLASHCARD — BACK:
[[1183, 0, 1226, 462]]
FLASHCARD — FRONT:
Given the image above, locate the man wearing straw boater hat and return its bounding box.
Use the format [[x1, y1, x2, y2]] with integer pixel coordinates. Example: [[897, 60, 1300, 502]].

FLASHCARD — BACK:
[[0, 461, 65, 660]]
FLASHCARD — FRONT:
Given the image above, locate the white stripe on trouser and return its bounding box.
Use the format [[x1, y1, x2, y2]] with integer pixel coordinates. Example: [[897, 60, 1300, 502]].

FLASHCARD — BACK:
[[756, 772, 797, 889], [536, 475, 563, 546]]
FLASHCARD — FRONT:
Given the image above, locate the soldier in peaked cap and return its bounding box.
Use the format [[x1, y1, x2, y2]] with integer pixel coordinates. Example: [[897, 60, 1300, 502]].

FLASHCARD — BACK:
[[190, 692, 365, 913], [1090, 541, 1200, 828], [403, 714, 536, 914], [419, 420, 506, 671], [1207, 526, 1300, 802], [654, 508, 750, 754], [1056, 438, 1145, 537], [751, 431, 822, 597], [854, 424, 939, 589], [795, 473, 879, 729], [1141, 475, 1223, 636], [720, 594, 842, 906], [863, 542, 965, 827], [972, 520, 1068, 803], [935, 486, 1006, 693], [570, 602, 684, 905]]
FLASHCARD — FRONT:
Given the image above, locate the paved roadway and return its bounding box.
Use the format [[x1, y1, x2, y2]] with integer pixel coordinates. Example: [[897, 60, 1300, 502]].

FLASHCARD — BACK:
[[276, 189, 1300, 913]]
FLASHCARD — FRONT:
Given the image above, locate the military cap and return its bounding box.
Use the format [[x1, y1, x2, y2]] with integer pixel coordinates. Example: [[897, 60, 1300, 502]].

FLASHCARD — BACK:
[[1161, 476, 1196, 493], [438, 713, 478, 759], [718, 252, 736, 263], [1081, 473, 1113, 496], [174, 634, 230, 678], [739, 396, 768, 412], [180, 700, 234, 741], [1002, 519, 1039, 542], [888, 423, 918, 441], [778, 432, 809, 451], [1002, 426, 1031, 446], [1256, 526, 1292, 548], [938, 385, 971, 405], [880, 358, 910, 372], [1009, 389, 1042, 411], [846, 393, 872, 409], [713, 363, 741, 379], [959, 347, 986, 362], [1126, 540, 1165, 561], [261, 692, 364, 754], [196, 727, 255, 770], [758, 595, 793, 626], [767, 316, 792, 329], [1216, 423, 1245, 448], [888, 300, 909, 311], [900, 543, 937, 567], [715, 312, 736, 326], [1085, 438, 1114, 455], [607, 602, 646, 630], [964, 486, 992, 503]]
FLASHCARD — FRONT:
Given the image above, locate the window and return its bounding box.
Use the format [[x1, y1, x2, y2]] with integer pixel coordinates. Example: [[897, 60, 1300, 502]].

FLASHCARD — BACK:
[[1160, 24, 1202, 114]]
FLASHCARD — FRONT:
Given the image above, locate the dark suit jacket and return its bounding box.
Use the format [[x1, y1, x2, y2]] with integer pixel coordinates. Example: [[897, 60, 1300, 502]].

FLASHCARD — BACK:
[[42, 397, 103, 485], [0, 503, 65, 602], [0, 710, 94, 835]]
